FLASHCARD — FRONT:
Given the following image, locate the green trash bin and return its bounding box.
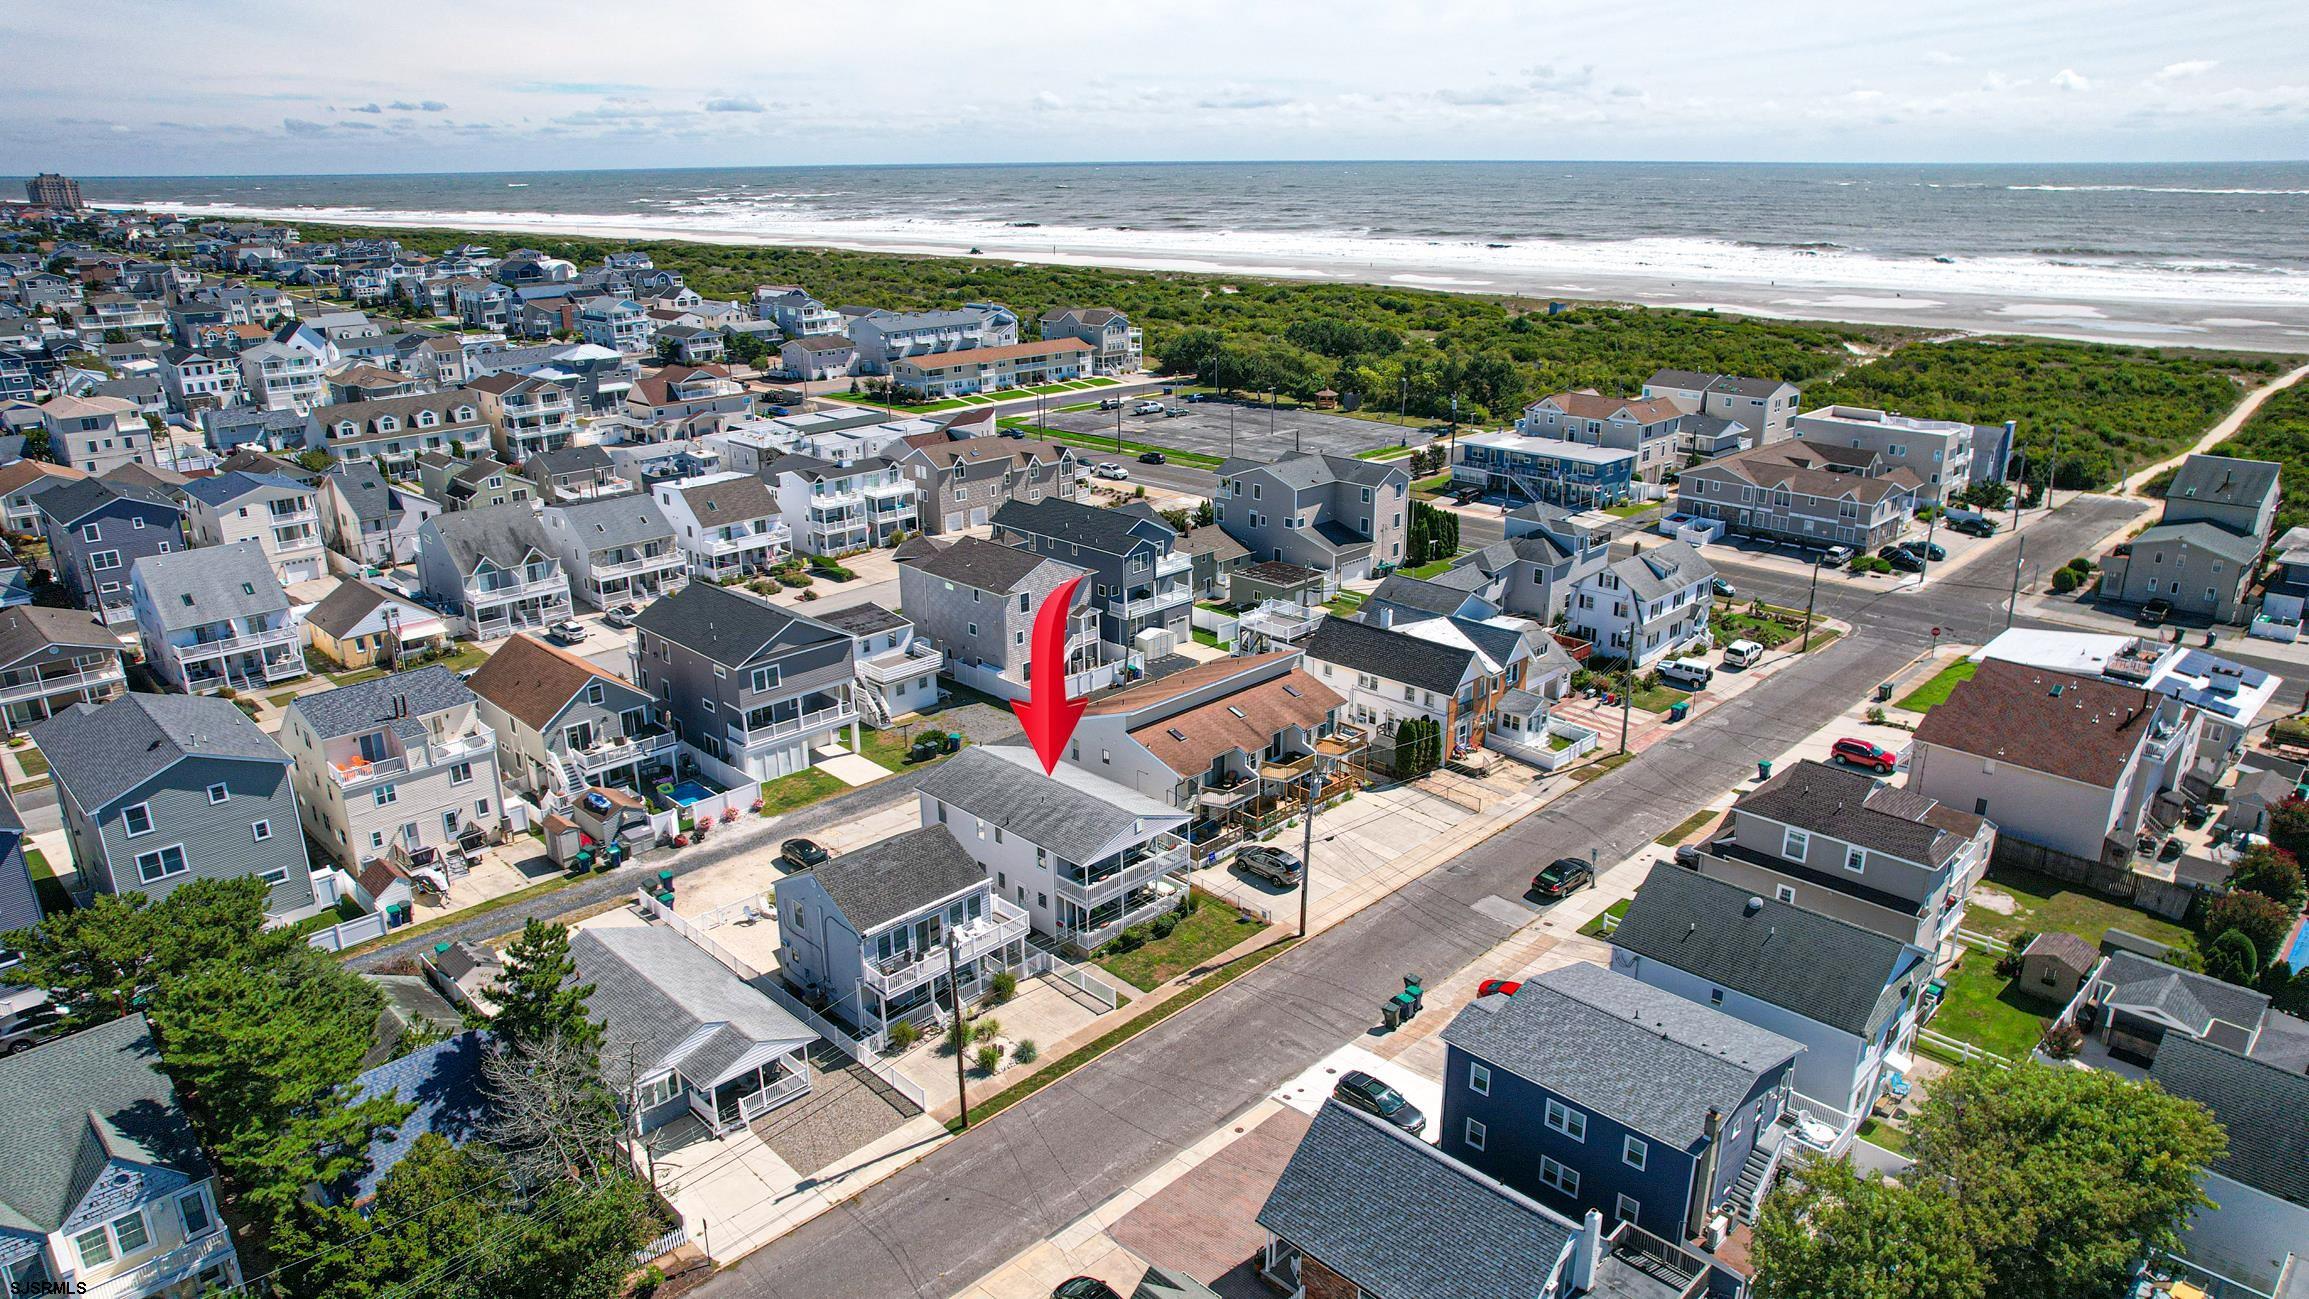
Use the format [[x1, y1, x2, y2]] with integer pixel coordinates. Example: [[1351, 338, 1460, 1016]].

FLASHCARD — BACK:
[[1392, 990, 1418, 1023], [1381, 1000, 1402, 1030], [1757, 759, 1773, 781], [1668, 700, 1691, 722]]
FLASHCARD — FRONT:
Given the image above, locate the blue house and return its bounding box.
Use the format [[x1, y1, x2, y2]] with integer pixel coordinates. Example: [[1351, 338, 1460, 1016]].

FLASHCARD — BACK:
[[336, 1030, 496, 1208], [1439, 962, 1802, 1253], [35, 477, 185, 625], [1451, 433, 1637, 509]]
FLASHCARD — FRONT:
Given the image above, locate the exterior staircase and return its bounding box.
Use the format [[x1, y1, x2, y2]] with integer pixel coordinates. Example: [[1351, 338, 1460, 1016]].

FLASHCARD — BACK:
[[854, 683, 890, 730], [1730, 1127, 1789, 1225]]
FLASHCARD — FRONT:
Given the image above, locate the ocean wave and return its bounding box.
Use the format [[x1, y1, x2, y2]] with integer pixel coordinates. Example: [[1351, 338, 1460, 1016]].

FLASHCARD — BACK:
[[2006, 184, 2309, 196]]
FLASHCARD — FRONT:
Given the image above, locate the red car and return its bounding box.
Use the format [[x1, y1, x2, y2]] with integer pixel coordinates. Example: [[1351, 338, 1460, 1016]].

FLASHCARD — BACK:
[[1477, 979, 1523, 999], [1832, 737, 1900, 773]]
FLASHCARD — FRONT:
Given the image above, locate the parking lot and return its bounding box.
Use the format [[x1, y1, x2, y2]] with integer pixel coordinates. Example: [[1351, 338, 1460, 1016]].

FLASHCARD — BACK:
[[1680, 507, 2032, 591], [1038, 397, 1435, 463]]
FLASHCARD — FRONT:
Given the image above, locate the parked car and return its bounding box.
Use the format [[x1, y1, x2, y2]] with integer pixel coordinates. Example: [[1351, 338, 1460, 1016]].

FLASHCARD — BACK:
[[1722, 639, 1765, 669], [779, 838, 831, 870], [544, 619, 589, 646], [1163, 405, 1188, 416], [1877, 545, 1925, 573], [1092, 462, 1130, 480], [602, 603, 640, 629], [1530, 856, 1595, 900], [1333, 1069, 1426, 1135], [1098, 398, 1123, 411], [1673, 842, 1703, 869], [1897, 539, 1948, 562], [1831, 736, 1900, 773], [1944, 511, 2000, 537], [1132, 400, 1164, 415], [2141, 597, 2173, 626], [1236, 844, 1304, 887], [1052, 1280, 1123, 1299], [1712, 577, 1738, 598], [998, 425, 1026, 438], [1185, 392, 1211, 403], [1820, 545, 1854, 568], [0, 1003, 64, 1055], [1477, 978, 1523, 999], [1137, 450, 1167, 464]]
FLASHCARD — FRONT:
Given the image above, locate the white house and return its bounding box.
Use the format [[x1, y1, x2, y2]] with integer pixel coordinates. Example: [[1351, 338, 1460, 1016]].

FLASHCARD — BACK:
[[1563, 542, 1715, 669]]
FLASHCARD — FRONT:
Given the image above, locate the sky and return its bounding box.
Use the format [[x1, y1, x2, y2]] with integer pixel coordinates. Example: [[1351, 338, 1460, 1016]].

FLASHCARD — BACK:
[[2, 0, 2303, 175]]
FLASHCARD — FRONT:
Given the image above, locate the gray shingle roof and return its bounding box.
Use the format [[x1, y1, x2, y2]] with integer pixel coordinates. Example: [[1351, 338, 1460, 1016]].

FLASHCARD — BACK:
[[2129, 520, 2264, 565], [131, 541, 286, 632], [341, 1030, 494, 1205], [304, 577, 412, 639], [34, 476, 177, 528], [526, 445, 613, 478], [992, 496, 1171, 555], [326, 461, 396, 524], [570, 926, 815, 1083], [1609, 541, 1715, 603], [667, 474, 776, 521], [1735, 759, 1978, 867], [547, 495, 673, 550], [796, 825, 986, 931], [0, 604, 119, 670], [812, 601, 908, 638], [1610, 865, 1922, 1037], [900, 534, 1070, 594], [1440, 962, 1802, 1148], [426, 502, 555, 572], [2099, 950, 2269, 1034], [0, 1015, 210, 1235], [915, 746, 1185, 864], [33, 692, 288, 811], [2149, 1032, 2309, 1207], [1367, 573, 1486, 619], [290, 665, 477, 741], [1218, 451, 1406, 492], [630, 581, 846, 668], [2165, 454, 2281, 512], [1305, 616, 1473, 696], [1258, 1102, 1576, 1299], [181, 470, 307, 509]]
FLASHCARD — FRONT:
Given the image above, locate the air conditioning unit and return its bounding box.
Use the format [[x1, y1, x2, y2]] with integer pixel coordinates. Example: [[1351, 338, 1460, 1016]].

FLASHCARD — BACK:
[[1702, 1216, 1730, 1250]]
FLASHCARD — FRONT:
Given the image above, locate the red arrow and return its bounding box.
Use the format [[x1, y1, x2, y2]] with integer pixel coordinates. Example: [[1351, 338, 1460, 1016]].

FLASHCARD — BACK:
[[1011, 575, 1088, 774]]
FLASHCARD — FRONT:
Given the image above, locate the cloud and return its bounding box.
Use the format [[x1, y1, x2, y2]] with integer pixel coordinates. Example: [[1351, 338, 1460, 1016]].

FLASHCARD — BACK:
[[1031, 90, 1065, 111], [349, 102, 382, 113], [1922, 51, 1964, 66], [514, 80, 648, 96], [704, 95, 765, 112], [1523, 63, 1594, 93], [1196, 90, 1291, 110], [282, 117, 330, 135], [386, 99, 449, 112], [2050, 67, 2092, 92], [2155, 59, 2218, 81]]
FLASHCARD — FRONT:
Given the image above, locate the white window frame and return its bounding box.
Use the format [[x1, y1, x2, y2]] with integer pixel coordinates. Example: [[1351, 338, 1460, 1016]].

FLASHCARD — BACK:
[[135, 843, 189, 884], [1844, 844, 1865, 874], [1464, 1117, 1487, 1151], [1468, 1061, 1491, 1096], [177, 1187, 215, 1238], [207, 781, 230, 804], [1538, 1156, 1579, 1197], [1623, 1135, 1648, 1170], [1544, 1098, 1587, 1142], [121, 801, 154, 837], [1776, 882, 1797, 904], [1782, 827, 1809, 859], [251, 819, 272, 842], [1615, 1193, 1640, 1224]]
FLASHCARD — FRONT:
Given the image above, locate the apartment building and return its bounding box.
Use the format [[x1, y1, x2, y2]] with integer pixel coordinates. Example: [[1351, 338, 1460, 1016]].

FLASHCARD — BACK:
[[158, 346, 242, 414], [466, 633, 674, 804], [2100, 453, 2282, 625], [1563, 542, 1715, 669], [1037, 306, 1142, 375], [653, 472, 789, 579], [467, 371, 577, 462], [1789, 404, 2000, 504], [1449, 433, 1638, 510], [846, 306, 1017, 374], [780, 333, 858, 382], [40, 394, 151, 475], [129, 542, 306, 695], [181, 471, 327, 583], [1444, 503, 1610, 623], [519, 445, 623, 503], [308, 391, 490, 476], [896, 535, 1109, 701], [577, 297, 652, 355], [538, 494, 687, 610], [767, 454, 918, 554], [0, 605, 125, 730], [992, 496, 1192, 655], [889, 338, 1092, 398], [1675, 439, 1922, 552], [900, 437, 1079, 534], [1643, 369, 1801, 443], [1213, 452, 1411, 579], [235, 340, 326, 413], [36, 477, 183, 625], [1514, 390, 1688, 481], [629, 581, 858, 782], [415, 503, 573, 640], [281, 666, 505, 871]]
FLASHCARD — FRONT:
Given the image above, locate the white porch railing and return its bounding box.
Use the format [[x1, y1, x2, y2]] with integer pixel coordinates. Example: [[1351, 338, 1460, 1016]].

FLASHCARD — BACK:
[[738, 1068, 812, 1121], [863, 899, 1030, 998], [0, 663, 125, 705], [733, 702, 857, 746], [749, 973, 933, 1112], [1070, 886, 1187, 952], [858, 643, 943, 685]]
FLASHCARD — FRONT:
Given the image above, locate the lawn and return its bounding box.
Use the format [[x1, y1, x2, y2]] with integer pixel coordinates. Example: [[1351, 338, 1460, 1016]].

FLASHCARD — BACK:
[[24, 848, 72, 915], [757, 767, 848, 816], [13, 748, 47, 779], [1401, 555, 1462, 580], [1605, 501, 1659, 518], [1191, 627, 1223, 649], [1855, 1117, 1909, 1155], [1895, 659, 1978, 712], [327, 643, 489, 686], [855, 724, 966, 774], [1352, 445, 1418, 461], [1578, 898, 1631, 937], [1655, 808, 1718, 846], [1411, 472, 1454, 497], [1629, 681, 1690, 714], [1096, 895, 1270, 991], [1323, 590, 1367, 617], [1712, 610, 1802, 650], [1568, 750, 1634, 783], [266, 691, 303, 709], [1966, 863, 2198, 953], [1926, 946, 2062, 1061]]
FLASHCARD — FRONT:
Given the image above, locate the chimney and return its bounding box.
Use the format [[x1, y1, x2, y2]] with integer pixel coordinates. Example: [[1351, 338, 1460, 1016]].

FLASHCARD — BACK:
[[1572, 1208, 1603, 1294]]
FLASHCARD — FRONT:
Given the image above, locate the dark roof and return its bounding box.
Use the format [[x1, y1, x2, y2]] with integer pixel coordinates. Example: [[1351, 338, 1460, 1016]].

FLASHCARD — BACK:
[[325, 461, 397, 524], [2149, 1034, 2309, 1207], [290, 665, 477, 741], [34, 476, 177, 527], [1913, 660, 2161, 788], [340, 1031, 495, 1205], [1735, 759, 1982, 867], [665, 473, 776, 520], [1440, 962, 1802, 1147], [812, 601, 908, 638], [992, 495, 1171, 555], [33, 692, 286, 811], [630, 581, 847, 668], [0, 1015, 210, 1235], [2021, 930, 2101, 974], [2128, 520, 2264, 565], [1305, 616, 1475, 696], [526, 444, 613, 477], [1236, 560, 1324, 588], [1368, 573, 1487, 619], [794, 825, 986, 930], [900, 534, 1069, 593], [305, 577, 421, 639], [131, 541, 287, 632], [0, 604, 119, 669], [1258, 1102, 1576, 1299], [2098, 950, 2269, 1034], [426, 502, 556, 572], [1609, 865, 1922, 1037], [915, 745, 1185, 864], [2165, 454, 2282, 512]]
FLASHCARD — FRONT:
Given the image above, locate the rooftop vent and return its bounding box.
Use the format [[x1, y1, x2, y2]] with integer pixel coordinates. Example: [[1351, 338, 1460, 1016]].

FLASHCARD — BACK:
[[1744, 896, 1765, 916], [1165, 727, 1186, 741]]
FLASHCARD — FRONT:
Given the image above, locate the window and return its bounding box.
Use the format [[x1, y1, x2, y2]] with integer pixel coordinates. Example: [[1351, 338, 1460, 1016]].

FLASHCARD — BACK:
[[585, 682, 604, 705], [749, 665, 779, 692], [636, 1073, 681, 1109], [178, 1189, 214, 1237], [89, 549, 121, 572], [373, 784, 399, 807], [1538, 1156, 1579, 1197], [122, 802, 153, 837], [1544, 1098, 1587, 1142], [108, 1209, 148, 1255], [1844, 845, 1866, 874], [207, 782, 230, 804], [135, 845, 188, 884], [81, 522, 100, 543], [1615, 1194, 1641, 1224], [1464, 1118, 1487, 1151], [251, 819, 272, 842], [74, 1226, 113, 1268], [1623, 1135, 1648, 1170], [449, 761, 473, 786], [1781, 827, 1809, 859], [1775, 883, 1797, 904], [1709, 986, 1725, 1007], [1468, 1062, 1491, 1096]]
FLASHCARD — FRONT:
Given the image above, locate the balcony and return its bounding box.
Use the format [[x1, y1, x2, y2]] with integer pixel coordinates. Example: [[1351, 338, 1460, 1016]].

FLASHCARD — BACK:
[[1057, 834, 1189, 909], [572, 725, 676, 774], [730, 701, 858, 748], [858, 643, 943, 685], [862, 896, 1029, 998], [700, 523, 790, 555], [1111, 584, 1193, 619], [176, 623, 297, 659], [1155, 551, 1192, 579], [330, 730, 491, 788], [471, 570, 565, 602], [588, 552, 679, 581], [1071, 886, 1188, 952], [0, 661, 124, 706]]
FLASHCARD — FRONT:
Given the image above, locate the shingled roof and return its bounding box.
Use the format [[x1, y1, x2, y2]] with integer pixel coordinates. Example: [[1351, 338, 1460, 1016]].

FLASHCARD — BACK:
[[2149, 1033, 2309, 1208], [1734, 759, 1984, 867], [915, 745, 1186, 864], [899, 534, 1070, 593], [1913, 660, 2161, 788], [794, 824, 986, 931], [0, 1016, 210, 1235]]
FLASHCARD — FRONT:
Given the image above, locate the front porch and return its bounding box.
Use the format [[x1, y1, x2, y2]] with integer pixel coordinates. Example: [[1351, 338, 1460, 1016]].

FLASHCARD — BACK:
[[679, 1050, 815, 1137]]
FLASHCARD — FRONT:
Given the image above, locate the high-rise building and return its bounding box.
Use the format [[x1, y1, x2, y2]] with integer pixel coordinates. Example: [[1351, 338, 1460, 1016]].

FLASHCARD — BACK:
[[24, 173, 83, 210]]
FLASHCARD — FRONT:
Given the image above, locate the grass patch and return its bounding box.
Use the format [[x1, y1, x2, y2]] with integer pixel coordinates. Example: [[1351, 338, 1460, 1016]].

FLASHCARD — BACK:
[[1411, 472, 1454, 497], [1053, 402, 1101, 414], [1568, 750, 1635, 783], [1966, 863, 2198, 953], [1856, 1117, 1909, 1155], [1928, 947, 2061, 1061], [1096, 896, 1271, 992], [1712, 610, 1802, 650], [950, 934, 1296, 1133], [1578, 898, 1630, 937], [327, 666, 390, 686], [14, 749, 47, 779], [335, 872, 580, 959], [265, 691, 303, 709], [25, 847, 72, 915], [1895, 659, 1978, 712], [1191, 627, 1222, 649], [1323, 590, 1367, 617], [1605, 500, 1659, 518], [1001, 418, 1226, 470], [1655, 808, 1718, 846], [1401, 555, 1461, 580], [1629, 682, 1690, 714], [855, 724, 964, 774], [757, 767, 848, 815], [1353, 444, 1418, 461]]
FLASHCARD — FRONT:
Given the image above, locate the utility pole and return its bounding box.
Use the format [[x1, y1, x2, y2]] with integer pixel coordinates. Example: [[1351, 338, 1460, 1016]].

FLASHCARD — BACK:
[[1801, 555, 1821, 653], [2007, 534, 2026, 629], [1114, 399, 1124, 455], [1297, 755, 1323, 939], [945, 933, 970, 1128]]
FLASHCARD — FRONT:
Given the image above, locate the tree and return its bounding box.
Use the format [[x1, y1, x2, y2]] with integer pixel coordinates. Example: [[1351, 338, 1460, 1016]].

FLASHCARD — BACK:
[[1904, 1062, 2224, 1299], [486, 1030, 624, 1186], [488, 920, 600, 1062], [2202, 889, 2293, 966], [2, 876, 290, 1027], [2205, 928, 2262, 985], [1753, 1159, 1987, 1299], [2265, 795, 2309, 863], [2227, 845, 2306, 912]]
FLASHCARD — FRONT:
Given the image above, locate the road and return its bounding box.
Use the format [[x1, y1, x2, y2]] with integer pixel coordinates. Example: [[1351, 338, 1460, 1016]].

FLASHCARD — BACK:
[[701, 498, 2176, 1299]]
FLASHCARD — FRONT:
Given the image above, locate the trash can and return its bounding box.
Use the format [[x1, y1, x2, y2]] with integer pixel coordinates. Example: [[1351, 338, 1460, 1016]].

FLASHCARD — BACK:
[[1392, 990, 1419, 1023], [1668, 700, 1691, 722], [1381, 1000, 1403, 1030], [1875, 682, 1895, 702], [658, 868, 676, 890], [657, 890, 676, 907], [1757, 759, 1773, 782]]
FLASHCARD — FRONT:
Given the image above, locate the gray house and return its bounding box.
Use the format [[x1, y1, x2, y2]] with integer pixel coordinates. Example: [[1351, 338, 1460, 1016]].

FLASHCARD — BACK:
[[991, 496, 1190, 656], [538, 494, 687, 611], [36, 476, 185, 625], [1446, 504, 1610, 624], [2100, 453, 2283, 625], [416, 503, 573, 641], [34, 692, 319, 919], [0, 786, 39, 936], [1037, 306, 1142, 375], [279, 666, 506, 872], [899, 438, 1080, 535], [465, 633, 673, 805], [629, 582, 859, 783], [129, 541, 307, 696], [1643, 369, 1801, 444], [1213, 452, 1411, 580], [321, 460, 437, 567], [895, 536, 1107, 701]]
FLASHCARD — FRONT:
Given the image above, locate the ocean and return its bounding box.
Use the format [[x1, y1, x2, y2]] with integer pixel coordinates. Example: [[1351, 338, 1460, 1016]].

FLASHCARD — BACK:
[[61, 160, 2309, 348]]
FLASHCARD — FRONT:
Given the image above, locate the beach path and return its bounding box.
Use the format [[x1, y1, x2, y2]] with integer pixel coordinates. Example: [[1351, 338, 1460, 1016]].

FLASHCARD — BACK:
[[2123, 359, 2309, 495]]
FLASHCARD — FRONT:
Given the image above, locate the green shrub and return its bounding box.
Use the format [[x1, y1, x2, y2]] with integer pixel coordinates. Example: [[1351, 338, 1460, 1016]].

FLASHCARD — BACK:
[[2064, 556, 2096, 574], [887, 1020, 920, 1052], [1013, 1039, 1039, 1065], [973, 1043, 1004, 1073], [987, 971, 1017, 1004], [2051, 567, 2081, 594], [974, 1016, 1002, 1043], [1151, 911, 1180, 939]]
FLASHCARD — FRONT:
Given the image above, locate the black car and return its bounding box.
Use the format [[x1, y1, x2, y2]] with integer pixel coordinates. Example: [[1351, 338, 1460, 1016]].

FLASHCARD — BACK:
[[1137, 450, 1167, 465], [1052, 1280, 1124, 1299], [779, 838, 830, 870], [1531, 856, 1595, 900], [1236, 844, 1304, 887], [1334, 1069, 1426, 1134], [1673, 842, 1702, 869], [1946, 514, 1999, 538], [2141, 597, 2173, 626], [1877, 545, 1926, 573], [1897, 539, 1949, 562]]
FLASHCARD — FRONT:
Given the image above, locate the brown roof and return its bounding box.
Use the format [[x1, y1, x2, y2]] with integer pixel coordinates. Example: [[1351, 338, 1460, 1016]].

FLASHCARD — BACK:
[[1683, 439, 1923, 504], [892, 338, 1092, 373], [2023, 930, 2102, 973], [358, 857, 407, 898], [465, 633, 625, 731], [1126, 667, 1344, 776], [1540, 390, 1684, 423], [0, 459, 86, 494], [1087, 651, 1302, 717], [1913, 660, 2161, 788]]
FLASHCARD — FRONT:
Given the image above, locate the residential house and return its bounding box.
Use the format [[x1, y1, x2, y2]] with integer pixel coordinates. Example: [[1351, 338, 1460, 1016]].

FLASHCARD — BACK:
[[325, 364, 422, 406], [779, 333, 856, 381], [895, 535, 1108, 701], [1212, 452, 1413, 579], [753, 285, 843, 338], [1693, 757, 1996, 953], [0, 1016, 242, 1299], [1175, 524, 1251, 601], [35, 692, 317, 916], [1674, 440, 1922, 552], [1644, 369, 1802, 444], [769, 454, 920, 554], [538, 494, 686, 610], [1450, 433, 1639, 510], [655, 323, 725, 366], [198, 406, 306, 455], [1789, 404, 2000, 503], [771, 824, 1031, 1039], [900, 437, 1079, 534], [0, 459, 86, 533], [156, 346, 241, 414], [302, 578, 448, 671], [607, 439, 724, 489], [572, 925, 819, 1136], [2078, 950, 2271, 1067], [129, 542, 305, 695], [0, 786, 38, 937], [335, 1032, 494, 1207], [319, 461, 437, 567], [415, 503, 573, 640], [281, 666, 505, 871], [577, 298, 652, 355], [629, 582, 858, 782], [0, 605, 127, 731], [37, 476, 184, 624], [1610, 865, 1929, 1131], [624, 363, 750, 429], [0, 538, 26, 608], [1444, 505, 1610, 624], [181, 471, 327, 583], [467, 371, 577, 462], [1514, 390, 1689, 482], [1038, 306, 1142, 375], [1303, 611, 1555, 757], [1563, 542, 1715, 669], [40, 394, 151, 475], [992, 496, 1192, 655], [518, 445, 622, 503], [1440, 962, 1804, 1241], [466, 340, 634, 414], [813, 602, 942, 726], [309, 391, 490, 476], [889, 338, 1092, 398], [2147, 1034, 2309, 1292], [846, 306, 1012, 375], [415, 450, 533, 513], [653, 473, 789, 580], [1908, 660, 2199, 871], [2099, 453, 2283, 625], [467, 633, 674, 803], [1970, 628, 2280, 776], [917, 744, 1192, 951], [235, 339, 326, 413]]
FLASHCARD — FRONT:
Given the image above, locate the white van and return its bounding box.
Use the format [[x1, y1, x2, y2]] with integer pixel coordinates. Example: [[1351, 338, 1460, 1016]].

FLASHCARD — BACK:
[[1722, 639, 1765, 669], [1659, 658, 1714, 690]]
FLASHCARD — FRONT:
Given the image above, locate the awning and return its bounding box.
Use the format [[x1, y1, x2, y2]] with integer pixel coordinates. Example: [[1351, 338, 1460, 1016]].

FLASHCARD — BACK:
[[1883, 1048, 1915, 1075]]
